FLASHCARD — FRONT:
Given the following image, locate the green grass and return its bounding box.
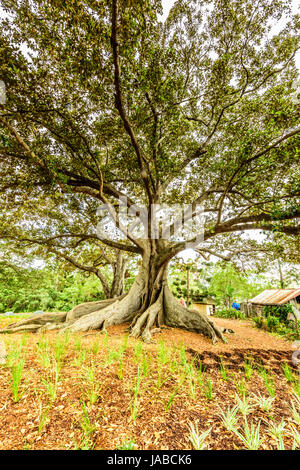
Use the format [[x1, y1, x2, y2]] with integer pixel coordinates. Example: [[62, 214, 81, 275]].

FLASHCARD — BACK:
[[131, 366, 142, 420], [10, 357, 26, 402], [203, 377, 214, 400]]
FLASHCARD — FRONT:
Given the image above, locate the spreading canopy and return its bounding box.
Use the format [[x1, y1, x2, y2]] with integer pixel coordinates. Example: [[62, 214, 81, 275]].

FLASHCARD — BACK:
[[0, 0, 299, 340], [0, 0, 299, 251]]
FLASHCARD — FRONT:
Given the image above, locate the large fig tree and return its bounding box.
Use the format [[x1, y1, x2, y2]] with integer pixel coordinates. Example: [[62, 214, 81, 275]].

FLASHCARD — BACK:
[[0, 0, 299, 341]]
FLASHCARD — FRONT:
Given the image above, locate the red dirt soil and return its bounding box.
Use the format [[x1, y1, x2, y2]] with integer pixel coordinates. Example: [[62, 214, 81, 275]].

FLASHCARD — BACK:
[[0, 317, 298, 450]]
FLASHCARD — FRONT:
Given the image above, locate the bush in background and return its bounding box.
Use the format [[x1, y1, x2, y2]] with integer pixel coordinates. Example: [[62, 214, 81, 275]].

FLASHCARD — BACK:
[[252, 304, 299, 340], [214, 308, 246, 320]]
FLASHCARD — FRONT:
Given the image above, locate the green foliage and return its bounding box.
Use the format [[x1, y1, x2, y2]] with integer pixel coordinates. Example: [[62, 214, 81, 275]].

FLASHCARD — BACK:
[[0, 0, 299, 324], [0, 266, 104, 313], [10, 357, 26, 402], [263, 304, 292, 323], [170, 260, 273, 309], [266, 315, 281, 332], [253, 304, 299, 340], [215, 308, 246, 320], [252, 317, 267, 330], [209, 263, 263, 307]]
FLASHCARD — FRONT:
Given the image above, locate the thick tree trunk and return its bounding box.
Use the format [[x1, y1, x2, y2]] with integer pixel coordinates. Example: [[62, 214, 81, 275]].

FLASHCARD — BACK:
[[97, 251, 128, 299], [110, 250, 128, 298], [0, 244, 227, 343]]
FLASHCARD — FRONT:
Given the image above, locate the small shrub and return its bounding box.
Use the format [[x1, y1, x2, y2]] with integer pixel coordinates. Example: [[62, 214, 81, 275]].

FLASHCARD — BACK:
[[218, 405, 239, 431], [233, 418, 264, 450], [252, 392, 275, 412], [188, 421, 212, 450], [117, 439, 136, 450], [252, 316, 267, 330], [266, 315, 280, 332], [263, 305, 292, 323], [215, 308, 246, 320]]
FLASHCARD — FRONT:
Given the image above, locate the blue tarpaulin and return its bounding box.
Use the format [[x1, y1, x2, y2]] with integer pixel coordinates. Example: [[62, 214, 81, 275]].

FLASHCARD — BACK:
[[231, 302, 240, 311]]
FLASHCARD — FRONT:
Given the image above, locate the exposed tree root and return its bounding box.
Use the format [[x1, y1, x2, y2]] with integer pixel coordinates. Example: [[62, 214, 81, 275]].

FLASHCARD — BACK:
[[0, 312, 67, 334], [62, 270, 146, 333], [129, 290, 163, 343], [66, 294, 127, 322], [164, 285, 227, 344], [0, 266, 231, 344]]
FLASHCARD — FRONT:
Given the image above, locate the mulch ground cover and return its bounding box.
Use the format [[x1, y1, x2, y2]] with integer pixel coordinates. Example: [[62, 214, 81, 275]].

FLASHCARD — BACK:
[[0, 315, 299, 450]]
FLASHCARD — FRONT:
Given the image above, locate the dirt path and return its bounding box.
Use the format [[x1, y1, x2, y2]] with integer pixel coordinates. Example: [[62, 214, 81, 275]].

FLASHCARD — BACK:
[[105, 318, 295, 372], [105, 317, 293, 353], [164, 318, 295, 372]]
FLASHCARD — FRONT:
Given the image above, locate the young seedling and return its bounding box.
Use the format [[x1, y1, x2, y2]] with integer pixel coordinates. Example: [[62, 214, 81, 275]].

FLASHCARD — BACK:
[[157, 362, 169, 389], [10, 357, 25, 402], [289, 426, 300, 448], [157, 340, 169, 365], [73, 350, 87, 367], [265, 418, 286, 440], [91, 340, 100, 355], [106, 348, 121, 365], [63, 330, 70, 345], [120, 334, 129, 354], [156, 340, 170, 388], [21, 333, 28, 346], [235, 393, 254, 417], [117, 338, 128, 379], [83, 364, 100, 405], [169, 349, 179, 373], [118, 357, 124, 380], [117, 439, 136, 450], [6, 341, 22, 368], [289, 394, 300, 425], [293, 380, 300, 398], [218, 405, 239, 431], [142, 352, 151, 377], [35, 393, 51, 434], [53, 336, 67, 366], [178, 342, 187, 367], [188, 420, 212, 450], [258, 367, 276, 397], [41, 357, 60, 402], [281, 362, 295, 383], [165, 375, 185, 411], [235, 377, 248, 397], [134, 342, 143, 363], [219, 357, 230, 382], [203, 377, 214, 400], [185, 360, 197, 399], [74, 436, 95, 450], [131, 367, 142, 420], [72, 398, 100, 450], [37, 335, 48, 351], [233, 418, 264, 450], [276, 434, 286, 450], [244, 358, 255, 381], [252, 392, 276, 412], [79, 398, 98, 436], [196, 360, 206, 388], [103, 330, 109, 349], [75, 337, 82, 352]]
